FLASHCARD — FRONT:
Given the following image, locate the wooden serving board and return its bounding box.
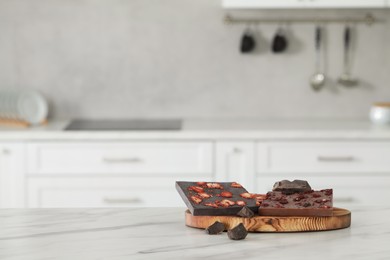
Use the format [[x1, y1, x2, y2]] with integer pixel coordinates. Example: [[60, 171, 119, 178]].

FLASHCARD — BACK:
[[185, 207, 351, 232]]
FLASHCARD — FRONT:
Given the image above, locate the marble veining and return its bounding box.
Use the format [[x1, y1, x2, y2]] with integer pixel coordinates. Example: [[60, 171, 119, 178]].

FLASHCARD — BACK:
[[0, 207, 389, 260]]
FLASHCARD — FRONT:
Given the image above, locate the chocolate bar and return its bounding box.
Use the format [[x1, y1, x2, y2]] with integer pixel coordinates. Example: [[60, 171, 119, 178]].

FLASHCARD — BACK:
[[176, 181, 258, 216], [258, 189, 333, 217], [273, 180, 312, 194], [227, 223, 248, 240]]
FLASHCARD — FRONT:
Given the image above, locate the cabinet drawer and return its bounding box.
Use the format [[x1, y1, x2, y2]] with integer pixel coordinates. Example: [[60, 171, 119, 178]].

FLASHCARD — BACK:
[[257, 142, 390, 173], [27, 142, 213, 175], [27, 177, 202, 208]]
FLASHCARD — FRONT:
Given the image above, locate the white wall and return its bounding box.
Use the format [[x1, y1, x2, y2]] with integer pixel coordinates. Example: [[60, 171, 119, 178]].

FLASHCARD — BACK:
[[0, 0, 389, 119]]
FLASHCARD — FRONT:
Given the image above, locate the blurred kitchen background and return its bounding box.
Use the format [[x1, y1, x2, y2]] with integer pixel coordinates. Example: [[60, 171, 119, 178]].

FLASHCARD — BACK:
[[0, 0, 390, 210], [0, 0, 389, 119]]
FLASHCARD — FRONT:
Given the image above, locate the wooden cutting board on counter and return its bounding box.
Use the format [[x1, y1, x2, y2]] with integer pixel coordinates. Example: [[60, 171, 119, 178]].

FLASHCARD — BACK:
[[185, 207, 351, 232]]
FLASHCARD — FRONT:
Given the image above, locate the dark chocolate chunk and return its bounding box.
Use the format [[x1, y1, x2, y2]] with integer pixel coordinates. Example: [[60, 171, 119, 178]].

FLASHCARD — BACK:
[[205, 221, 225, 235], [227, 223, 248, 240], [237, 206, 255, 218], [273, 180, 312, 194]]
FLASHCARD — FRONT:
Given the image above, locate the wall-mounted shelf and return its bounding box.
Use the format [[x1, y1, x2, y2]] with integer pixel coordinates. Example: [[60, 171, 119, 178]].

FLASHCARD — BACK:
[[222, 0, 388, 9], [224, 13, 383, 26]]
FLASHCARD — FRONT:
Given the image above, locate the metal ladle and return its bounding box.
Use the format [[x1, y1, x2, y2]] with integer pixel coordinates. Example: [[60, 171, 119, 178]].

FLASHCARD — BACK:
[[338, 25, 358, 87], [310, 26, 326, 91]]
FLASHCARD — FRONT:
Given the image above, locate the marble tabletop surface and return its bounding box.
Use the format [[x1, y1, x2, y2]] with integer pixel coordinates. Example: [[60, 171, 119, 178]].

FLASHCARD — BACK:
[[0, 207, 389, 260]]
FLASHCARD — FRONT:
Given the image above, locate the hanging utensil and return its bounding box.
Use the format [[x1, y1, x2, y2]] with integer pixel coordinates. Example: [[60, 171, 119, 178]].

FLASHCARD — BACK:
[[310, 26, 326, 91], [272, 26, 288, 53], [240, 24, 256, 53], [338, 25, 358, 87]]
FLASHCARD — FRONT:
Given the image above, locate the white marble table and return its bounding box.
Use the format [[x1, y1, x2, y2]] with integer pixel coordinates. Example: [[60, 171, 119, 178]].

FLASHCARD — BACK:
[[0, 207, 389, 260]]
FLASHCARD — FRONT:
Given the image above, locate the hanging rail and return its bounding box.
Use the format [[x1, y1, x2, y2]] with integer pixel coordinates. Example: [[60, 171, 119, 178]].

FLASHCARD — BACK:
[[224, 13, 383, 26]]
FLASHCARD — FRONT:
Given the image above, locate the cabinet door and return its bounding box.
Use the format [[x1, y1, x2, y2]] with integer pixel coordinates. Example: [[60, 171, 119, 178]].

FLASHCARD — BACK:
[[216, 142, 255, 191], [0, 143, 24, 208]]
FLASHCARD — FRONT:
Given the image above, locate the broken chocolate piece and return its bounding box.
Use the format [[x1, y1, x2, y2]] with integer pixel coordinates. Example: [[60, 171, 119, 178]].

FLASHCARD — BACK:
[[227, 223, 248, 240], [237, 206, 255, 218], [272, 180, 312, 194], [205, 221, 225, 235]]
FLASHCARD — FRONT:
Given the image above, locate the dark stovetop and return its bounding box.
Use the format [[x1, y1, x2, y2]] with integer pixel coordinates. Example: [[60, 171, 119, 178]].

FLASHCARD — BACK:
[[64, 119, 182, 131]]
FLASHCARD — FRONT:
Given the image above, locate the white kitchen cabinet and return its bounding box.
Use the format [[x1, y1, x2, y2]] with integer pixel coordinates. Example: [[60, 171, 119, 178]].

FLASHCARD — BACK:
[[2, 136, 388, 208], [25, 141, 214, 208], [0, 143, 24, 208], [215, 142, 257, 191], [222, 0, 386, 9], [255, 141, 390, 209]]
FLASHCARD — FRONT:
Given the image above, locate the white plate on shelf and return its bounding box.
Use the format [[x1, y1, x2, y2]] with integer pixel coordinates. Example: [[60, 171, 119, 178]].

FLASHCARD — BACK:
[[17, 91, 48, 124], [0, 90, 48, 124]]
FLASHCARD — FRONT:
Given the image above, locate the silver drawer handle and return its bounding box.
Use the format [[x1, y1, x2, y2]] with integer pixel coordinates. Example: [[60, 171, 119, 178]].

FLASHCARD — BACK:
[[102, 157, 143, 163], [233, 147, 242, 154], [317, 156, 355, 162], [103, 197, 143, 204]]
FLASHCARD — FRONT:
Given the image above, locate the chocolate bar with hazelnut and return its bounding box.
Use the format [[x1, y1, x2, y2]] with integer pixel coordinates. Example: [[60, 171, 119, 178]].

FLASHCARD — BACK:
[[258, 189, 333, 217]]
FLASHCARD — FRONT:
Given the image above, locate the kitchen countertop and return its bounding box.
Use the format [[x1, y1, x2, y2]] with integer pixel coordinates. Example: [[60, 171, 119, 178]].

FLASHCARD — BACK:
[[0, 207, 388, 260], [1, 119, 390, 140]]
